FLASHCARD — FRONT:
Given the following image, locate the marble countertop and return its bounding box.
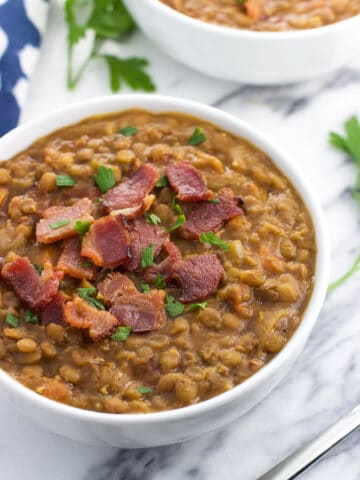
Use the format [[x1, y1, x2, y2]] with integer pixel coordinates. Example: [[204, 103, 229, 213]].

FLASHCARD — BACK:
[[2, 2, 360, 479]]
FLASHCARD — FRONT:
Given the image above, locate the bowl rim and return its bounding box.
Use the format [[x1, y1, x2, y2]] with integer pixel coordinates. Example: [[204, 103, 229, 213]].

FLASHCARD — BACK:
[[135, 0, 360, 39], [0, 94, 330, 425]]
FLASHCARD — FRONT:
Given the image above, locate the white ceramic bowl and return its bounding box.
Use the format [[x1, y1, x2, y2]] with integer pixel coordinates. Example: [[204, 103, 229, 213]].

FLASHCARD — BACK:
[[123, 0, 360, 85], [0, 95, 330, 447]]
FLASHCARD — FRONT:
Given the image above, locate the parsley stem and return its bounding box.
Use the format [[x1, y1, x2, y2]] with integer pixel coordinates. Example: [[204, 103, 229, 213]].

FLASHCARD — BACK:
[[327, 254, 360, 294], [68, 38, 102, 90]]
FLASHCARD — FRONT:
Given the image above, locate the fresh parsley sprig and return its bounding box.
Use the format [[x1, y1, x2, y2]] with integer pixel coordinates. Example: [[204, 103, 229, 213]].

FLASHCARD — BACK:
[[328, 254, 360, 294], [328, 116, 360, 292], [64, 0, 155, 92]]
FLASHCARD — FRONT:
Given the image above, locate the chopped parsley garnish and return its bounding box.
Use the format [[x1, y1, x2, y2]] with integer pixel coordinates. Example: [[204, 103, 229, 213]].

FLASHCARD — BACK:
[[64, 0, 155, 92], [77, 287, 105, 310], [236, 0, 246, 4], [156, 175, 169, 187], [141, 282, 151, 293], [137, 386, 153, 394], [190, 301, 208, 310], [74, 220, 91, 236], [95, 165, 115, 194], [165, 295, 185, 318], [6, 313, 19, 328], [146, 213, 161, 225], [120, 125, 138, 136], [49, 220, 71, 230], [111, 326, 132, 342], [208, 197, 220, 204], [141, 242, 155, 268], [328, 254, 360, 294], [199, 231, 230, 252], [189, 127, 207, 146], [167, 214, 186, 232], [98, 197, 104, 204], [171, 196, 183, 215], [78, 261, 93, 268], [154, 273, 166, 289], [34, 264, 43, 275], [25, 310, 39, 324], [56, 174, 75, 187]]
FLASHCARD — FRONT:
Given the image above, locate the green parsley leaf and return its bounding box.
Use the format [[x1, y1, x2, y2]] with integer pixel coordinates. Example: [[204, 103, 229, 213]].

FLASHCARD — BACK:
[[6, 312, 19, 328], [208, 197, 220, 204], [146, 213, 161, 225], [141, 243, 155, 268], [25, 310, 39, 324], [236, 0, 246, 4], [74, 220, 91, 236], [167, 214, 186, 232], [111, 325, 132, 342], [165, 295, 185, 318], [78, 261, 93, 268], [156, 175, 169, 187], [34, 264, 43, 275], [98, 197, 104, 204], [137, 386, 153, 394], [330, 117, 360, 203], [199, 231, 230, 252], [154, 273, 166, 289], [56, 174, 75, 187], [141, 282, 151, 293], [171, 196, 183, 215], [189, 127, 207, 146], [87, 0, 135, 39], [78, 287, 96, 297], [103, 55, 156, 93], [190, 301, 208, 310], [49, 220, 71, 230], [95, 165, 116, 193], [328, 254, 360, 294], [77, 287, 105, 310], [120, 125, 138, 136]]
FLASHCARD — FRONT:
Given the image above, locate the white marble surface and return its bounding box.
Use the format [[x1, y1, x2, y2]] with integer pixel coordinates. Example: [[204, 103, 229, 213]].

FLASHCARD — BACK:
[[1, 1, 360, 479]]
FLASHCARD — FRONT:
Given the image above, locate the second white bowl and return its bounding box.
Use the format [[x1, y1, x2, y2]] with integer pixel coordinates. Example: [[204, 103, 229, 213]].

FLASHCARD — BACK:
[[124, 0, 360, 85]]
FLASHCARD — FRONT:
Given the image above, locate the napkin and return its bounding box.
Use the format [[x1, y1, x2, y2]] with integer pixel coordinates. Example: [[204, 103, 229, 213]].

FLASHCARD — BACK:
[[0, 0, 49, 136]]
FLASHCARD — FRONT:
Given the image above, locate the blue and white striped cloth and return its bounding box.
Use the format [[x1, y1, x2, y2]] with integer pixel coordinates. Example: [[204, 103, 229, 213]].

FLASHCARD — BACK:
[[0, 0, 49, 136]]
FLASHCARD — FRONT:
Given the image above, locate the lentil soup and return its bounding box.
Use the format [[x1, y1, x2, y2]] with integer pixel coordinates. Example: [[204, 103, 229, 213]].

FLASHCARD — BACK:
[[0, 110, 316, 414], [160, 0, 360, 31]]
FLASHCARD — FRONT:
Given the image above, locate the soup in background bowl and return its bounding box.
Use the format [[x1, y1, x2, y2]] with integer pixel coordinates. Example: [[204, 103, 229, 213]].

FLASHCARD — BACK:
[[160, 0, 360, 31]]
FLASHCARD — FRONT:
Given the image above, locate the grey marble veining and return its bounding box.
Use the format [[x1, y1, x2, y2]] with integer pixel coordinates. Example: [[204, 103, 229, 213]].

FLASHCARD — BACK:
[[1, 1, 359, 479]]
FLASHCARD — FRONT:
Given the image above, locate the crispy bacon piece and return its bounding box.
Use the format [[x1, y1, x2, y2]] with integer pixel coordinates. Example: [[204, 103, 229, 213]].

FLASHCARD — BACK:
[[98, 272, 137, 306], [103, 163, 159, 214], [180, 188, 243, 239], [144, 240, 182, 284], [172, 254, 223, 303], [110, 290, 166, 333], [41, 292, 67, 326], [166, 161, 213, 202], [1, 257, 63, 311], [56, 237, 95, 280], [124, 216, 168, 272], [64, 296, 119, 341], [81, 215, 129, 268], [36, 198, 94, 244], [245, 0, 266, 21]]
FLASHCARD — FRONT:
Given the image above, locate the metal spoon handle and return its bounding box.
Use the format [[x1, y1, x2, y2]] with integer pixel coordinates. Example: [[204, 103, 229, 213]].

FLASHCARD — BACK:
[[258, 405, 360, 480]]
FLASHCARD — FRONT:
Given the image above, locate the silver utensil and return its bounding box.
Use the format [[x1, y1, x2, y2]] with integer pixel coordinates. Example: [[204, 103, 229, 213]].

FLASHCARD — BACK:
[[258, 404, 360, 480]]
